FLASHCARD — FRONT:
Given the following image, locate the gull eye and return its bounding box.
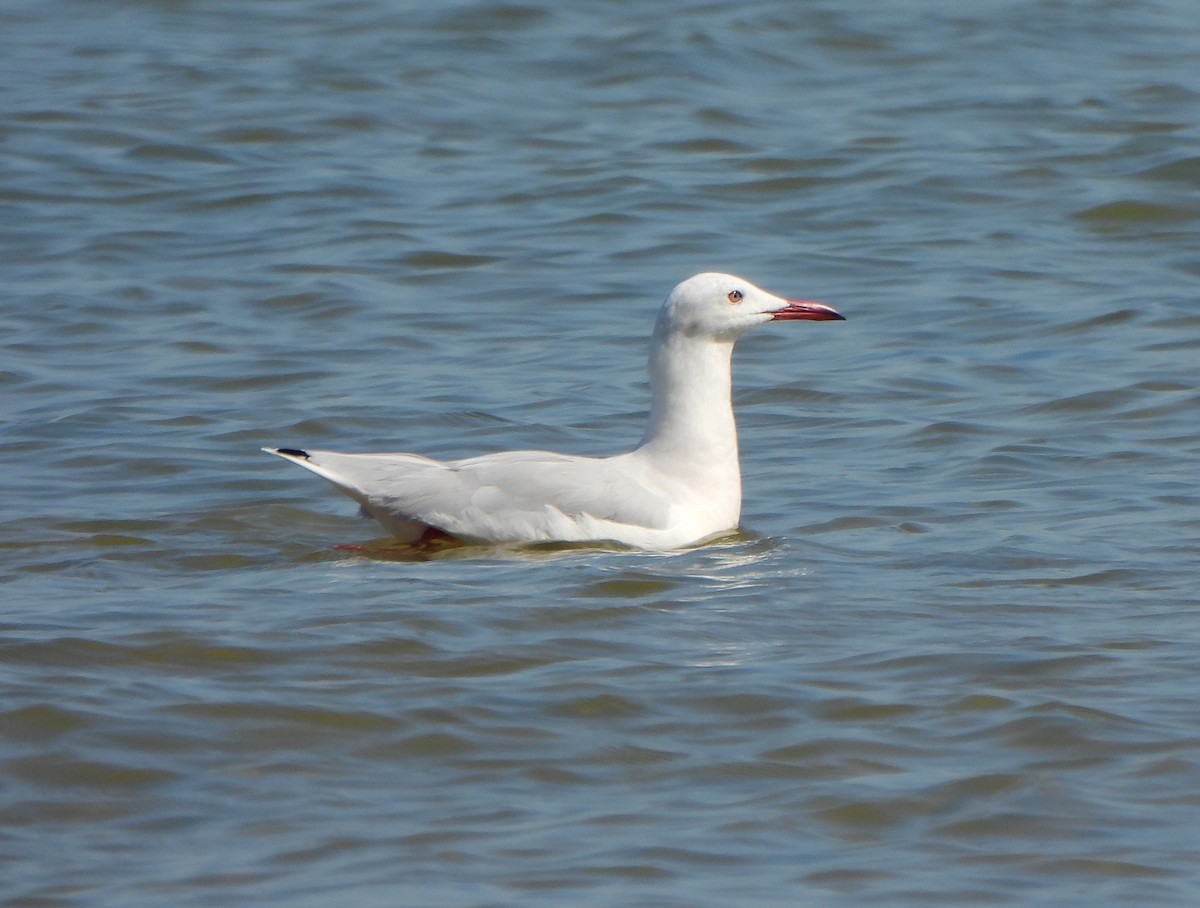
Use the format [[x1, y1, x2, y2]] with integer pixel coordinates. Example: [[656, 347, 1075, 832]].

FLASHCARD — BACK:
[[727, 289, 743, 304]]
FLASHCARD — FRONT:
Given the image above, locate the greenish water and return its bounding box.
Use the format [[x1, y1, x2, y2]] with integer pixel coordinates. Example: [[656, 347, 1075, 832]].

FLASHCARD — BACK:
[[3, 0, 1199, 905]]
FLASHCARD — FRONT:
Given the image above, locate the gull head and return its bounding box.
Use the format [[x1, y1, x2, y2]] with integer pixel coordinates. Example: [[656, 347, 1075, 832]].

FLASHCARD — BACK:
[[655, 272, 843, 343]]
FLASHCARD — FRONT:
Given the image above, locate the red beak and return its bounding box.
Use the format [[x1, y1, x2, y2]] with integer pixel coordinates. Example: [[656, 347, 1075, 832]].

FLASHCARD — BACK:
[[770, 300, 845, 321]]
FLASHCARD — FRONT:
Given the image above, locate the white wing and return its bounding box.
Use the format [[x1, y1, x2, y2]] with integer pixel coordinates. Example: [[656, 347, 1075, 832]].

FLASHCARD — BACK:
[[266, 447, 674, 544]]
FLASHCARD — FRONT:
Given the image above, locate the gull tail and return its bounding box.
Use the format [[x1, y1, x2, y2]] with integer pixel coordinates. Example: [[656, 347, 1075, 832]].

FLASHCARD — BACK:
[[262, 447, 430, 541], [263, 446, 367, 499]]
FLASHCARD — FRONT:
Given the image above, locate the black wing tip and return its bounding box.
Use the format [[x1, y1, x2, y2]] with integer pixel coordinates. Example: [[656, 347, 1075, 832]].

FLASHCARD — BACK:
[[274, 447, 311, 459]]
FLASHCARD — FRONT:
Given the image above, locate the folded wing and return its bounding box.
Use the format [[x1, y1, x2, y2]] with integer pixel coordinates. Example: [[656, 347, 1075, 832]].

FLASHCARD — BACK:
[[266, 447, 673, 544]]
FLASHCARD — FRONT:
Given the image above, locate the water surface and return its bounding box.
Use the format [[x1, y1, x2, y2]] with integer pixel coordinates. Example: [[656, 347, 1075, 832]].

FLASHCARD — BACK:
[[3, 0, 1200, 905]]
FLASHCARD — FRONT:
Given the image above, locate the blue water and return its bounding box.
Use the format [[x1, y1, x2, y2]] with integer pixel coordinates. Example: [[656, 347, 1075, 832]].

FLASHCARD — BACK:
[[3, 1, 1200, 905]]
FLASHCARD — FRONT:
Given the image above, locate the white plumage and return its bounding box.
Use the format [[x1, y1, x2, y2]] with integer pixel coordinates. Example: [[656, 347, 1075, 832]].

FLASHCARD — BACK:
[[265, 272, 843, 550]]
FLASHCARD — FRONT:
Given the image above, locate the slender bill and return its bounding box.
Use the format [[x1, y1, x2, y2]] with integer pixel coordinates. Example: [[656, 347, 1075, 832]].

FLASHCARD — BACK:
[[770, 300, 845, 321]]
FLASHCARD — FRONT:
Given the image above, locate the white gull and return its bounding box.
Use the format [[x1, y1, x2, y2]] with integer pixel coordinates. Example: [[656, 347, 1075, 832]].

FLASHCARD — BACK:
[[264, 272, 843, 550]]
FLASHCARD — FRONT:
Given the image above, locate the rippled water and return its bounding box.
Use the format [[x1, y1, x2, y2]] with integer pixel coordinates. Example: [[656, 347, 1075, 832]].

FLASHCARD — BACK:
[[4, 0, 1200, 904]]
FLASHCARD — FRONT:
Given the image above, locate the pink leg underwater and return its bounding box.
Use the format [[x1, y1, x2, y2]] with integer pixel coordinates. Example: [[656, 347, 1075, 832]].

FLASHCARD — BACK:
[[331, 526, 458, 555]]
